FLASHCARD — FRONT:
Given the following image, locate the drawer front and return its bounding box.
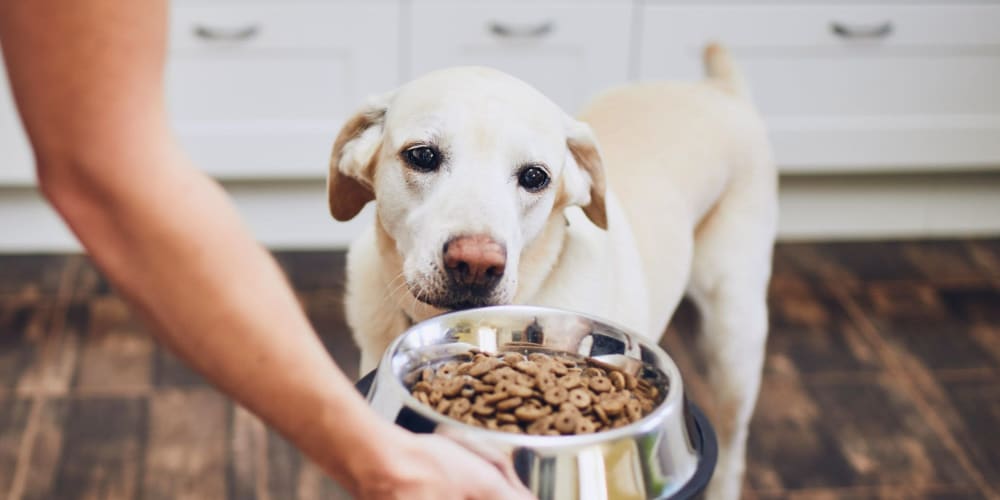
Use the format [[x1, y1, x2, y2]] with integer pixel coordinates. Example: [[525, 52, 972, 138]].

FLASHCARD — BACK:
[[170, 4, 388, 50], [167, 3, 399, 178], [638, 4, 1000, 172], [641, 4, 1000, 49], [409, 3, 632, 114]]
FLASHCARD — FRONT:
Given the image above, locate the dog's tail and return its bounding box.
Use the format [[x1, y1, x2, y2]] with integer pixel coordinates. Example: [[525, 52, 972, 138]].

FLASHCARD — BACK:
[[703, 42, 748, 97]]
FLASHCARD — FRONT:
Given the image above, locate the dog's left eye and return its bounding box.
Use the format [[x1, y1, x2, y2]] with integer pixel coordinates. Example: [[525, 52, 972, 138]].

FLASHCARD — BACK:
[[403, 145, 442, 172], [517, 165, 550, 192]]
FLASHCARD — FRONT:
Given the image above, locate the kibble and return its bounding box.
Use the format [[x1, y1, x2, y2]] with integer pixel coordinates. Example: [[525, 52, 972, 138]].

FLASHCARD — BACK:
[[408, 350, 665, 436]]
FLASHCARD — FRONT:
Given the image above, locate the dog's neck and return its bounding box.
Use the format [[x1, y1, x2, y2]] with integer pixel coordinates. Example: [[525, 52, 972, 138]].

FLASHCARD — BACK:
[[511, 212, 569, 304], [373, 210, 571, 325]]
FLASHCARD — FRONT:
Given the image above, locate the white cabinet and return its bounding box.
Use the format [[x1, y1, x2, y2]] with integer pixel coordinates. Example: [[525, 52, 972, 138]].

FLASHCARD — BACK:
[[5, 1, 999, 182], [0, 59, 34, 185], [166, 3, 399, 179], [638, 4, 1000, 173], [2, 0, 1000, 250], [408, 3, 632, 114]]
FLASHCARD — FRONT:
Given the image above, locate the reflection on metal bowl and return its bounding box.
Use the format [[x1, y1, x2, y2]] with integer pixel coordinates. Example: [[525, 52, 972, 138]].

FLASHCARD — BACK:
[[358, 305, 716, 500]]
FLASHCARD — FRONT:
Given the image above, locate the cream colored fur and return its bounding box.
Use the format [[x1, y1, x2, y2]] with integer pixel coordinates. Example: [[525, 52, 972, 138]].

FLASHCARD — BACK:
[[328, 44, 777, 500]]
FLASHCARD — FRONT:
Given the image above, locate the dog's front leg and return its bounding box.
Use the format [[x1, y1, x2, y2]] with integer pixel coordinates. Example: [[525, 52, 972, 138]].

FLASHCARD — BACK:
[[347, 285, 410, 376], [343, 227, 412, 377]]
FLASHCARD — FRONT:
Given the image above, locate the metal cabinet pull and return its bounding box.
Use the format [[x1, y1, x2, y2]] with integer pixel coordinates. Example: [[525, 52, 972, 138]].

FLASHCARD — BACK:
[[193, 24, 260, 41], [830, 21, 893, 39], [488, 20, 554, 39]]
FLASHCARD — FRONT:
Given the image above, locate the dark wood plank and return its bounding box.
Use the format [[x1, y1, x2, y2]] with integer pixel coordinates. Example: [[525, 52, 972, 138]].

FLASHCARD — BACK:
[[772, 244, 859, 289], [937, 378, 1000, 490], [228, 405, 268, 500], [301, 291, 359, 379], [939, 287, 1000, 326], [0, 398, 33, 495], [802, 375, 972, 490], [755, 484, 980, 499], [966, 239, 1000, 279], [15, 302, 83, 396], [153, 348, 207, 388], [50, 397, 146, 500], [143, 388, 228, 499], [768, 282, 883, 376], [0, 255, 68, 299], [21, 398, 70, 500], [834, 285, 999, 498], [266, 428, 300, 500], [73, 297, 153, 396], [903, 240, 992, 286], [818, 242, 924, 282], [0, 300, 51, 391], [1, 242, 998, 499], [70, 257, 114, 301], [274, 252, 347, 292], [746, 377, 858, 492], [774, 241, 924, 287], [856, 284, 1000, 372], [749, 372, 981, 496]]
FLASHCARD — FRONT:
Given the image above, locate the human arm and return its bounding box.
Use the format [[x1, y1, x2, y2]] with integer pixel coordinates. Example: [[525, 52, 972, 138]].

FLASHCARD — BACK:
[[0, 1, 530, 498]]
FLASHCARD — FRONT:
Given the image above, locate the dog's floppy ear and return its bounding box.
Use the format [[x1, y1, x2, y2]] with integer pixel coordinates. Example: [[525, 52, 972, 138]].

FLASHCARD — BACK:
[[562, 118, 608, 230], [327, 94, 391, 221]]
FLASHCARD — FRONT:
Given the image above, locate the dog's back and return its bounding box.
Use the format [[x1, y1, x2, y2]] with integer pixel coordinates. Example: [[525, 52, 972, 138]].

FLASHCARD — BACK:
[[580, 44, 777, 499], [578, 43, 776, 335]]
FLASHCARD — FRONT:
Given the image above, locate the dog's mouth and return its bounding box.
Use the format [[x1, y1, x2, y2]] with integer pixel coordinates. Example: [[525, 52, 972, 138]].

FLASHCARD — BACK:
[[407, 280, 507, 311], [415, 290, 504, 311]]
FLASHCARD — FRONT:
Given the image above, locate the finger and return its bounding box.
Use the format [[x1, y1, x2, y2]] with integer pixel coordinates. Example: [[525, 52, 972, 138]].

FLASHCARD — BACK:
[[436, 427, 512, 467], [478, 465, 535, 500], [433, 430, 534, 498], [436, 429, 525, 486]]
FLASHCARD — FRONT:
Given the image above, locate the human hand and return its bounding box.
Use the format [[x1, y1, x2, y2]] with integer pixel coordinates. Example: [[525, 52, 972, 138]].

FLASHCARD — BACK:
[[353, 427, 535, 500]]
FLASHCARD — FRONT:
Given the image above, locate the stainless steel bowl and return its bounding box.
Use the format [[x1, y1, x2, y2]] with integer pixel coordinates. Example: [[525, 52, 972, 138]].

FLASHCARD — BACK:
[[361, 305, 716, 500]]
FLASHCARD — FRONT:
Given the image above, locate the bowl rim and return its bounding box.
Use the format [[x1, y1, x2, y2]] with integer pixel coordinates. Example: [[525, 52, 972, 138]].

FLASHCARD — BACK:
[[378, 304, 689, 450]]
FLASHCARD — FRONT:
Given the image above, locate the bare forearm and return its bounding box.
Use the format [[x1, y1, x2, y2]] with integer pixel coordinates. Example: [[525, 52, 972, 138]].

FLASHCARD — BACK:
[[0, 0, 396, 492], [1, 3, 537, 498], [49, 145, 393, 489]]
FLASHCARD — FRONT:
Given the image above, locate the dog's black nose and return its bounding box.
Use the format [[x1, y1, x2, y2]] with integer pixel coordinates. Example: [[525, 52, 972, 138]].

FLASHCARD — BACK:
[[443, 235, 506, 290]]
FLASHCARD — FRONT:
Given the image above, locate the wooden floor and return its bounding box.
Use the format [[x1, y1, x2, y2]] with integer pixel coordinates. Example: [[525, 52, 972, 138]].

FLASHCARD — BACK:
[[0, 240, 998, 499]]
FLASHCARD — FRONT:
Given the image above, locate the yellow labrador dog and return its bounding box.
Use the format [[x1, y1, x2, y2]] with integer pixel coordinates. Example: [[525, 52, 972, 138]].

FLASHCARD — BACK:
[[327, 44, 776, 499]]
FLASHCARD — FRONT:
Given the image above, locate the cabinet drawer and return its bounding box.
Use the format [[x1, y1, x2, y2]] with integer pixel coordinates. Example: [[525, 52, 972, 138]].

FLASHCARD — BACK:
[[166, 3, 399, 178], [640, 4, 1000, 49], [170, 4, 382, 50], [409, 3, 632, 114], [638, 4, 1000, 172]]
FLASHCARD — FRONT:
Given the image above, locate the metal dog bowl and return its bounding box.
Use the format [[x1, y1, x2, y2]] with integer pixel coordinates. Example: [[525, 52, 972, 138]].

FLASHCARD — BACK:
[[358, 305, 716, 500]]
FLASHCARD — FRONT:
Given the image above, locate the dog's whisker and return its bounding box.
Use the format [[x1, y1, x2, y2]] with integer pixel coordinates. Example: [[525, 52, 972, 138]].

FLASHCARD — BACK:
[[376, 274, 409, 312], [369, 273, 409, 317]]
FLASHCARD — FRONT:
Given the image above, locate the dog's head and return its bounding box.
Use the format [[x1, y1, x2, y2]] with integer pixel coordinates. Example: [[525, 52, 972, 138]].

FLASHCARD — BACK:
[[327, 67, 606, 310]]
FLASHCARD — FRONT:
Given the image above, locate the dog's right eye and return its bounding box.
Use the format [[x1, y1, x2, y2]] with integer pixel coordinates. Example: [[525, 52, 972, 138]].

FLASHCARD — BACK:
[[403, 145, 441, 172]]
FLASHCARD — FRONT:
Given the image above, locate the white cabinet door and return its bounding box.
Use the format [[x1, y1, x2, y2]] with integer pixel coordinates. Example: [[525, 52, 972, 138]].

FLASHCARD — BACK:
[[167, 3, 399, 179], [638, 4, 1000, 173], [409, 2, 632, 114], [0, 58, 35, 185]]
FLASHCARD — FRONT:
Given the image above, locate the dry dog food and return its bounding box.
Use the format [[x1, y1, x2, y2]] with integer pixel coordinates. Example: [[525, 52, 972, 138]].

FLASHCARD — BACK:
[[407, 350, 664, 435]]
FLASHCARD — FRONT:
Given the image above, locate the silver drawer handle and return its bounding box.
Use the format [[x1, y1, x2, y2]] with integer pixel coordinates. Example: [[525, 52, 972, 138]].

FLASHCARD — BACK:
[[193, 24, 260, 41], [830, 21, 893, 39], [488, 20, 554, 39]]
